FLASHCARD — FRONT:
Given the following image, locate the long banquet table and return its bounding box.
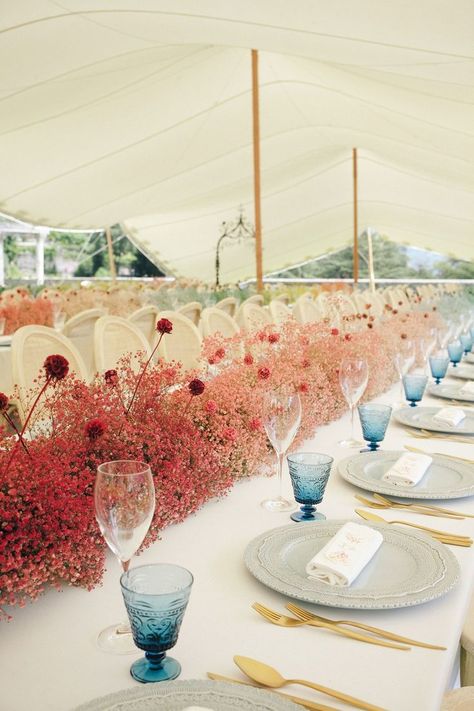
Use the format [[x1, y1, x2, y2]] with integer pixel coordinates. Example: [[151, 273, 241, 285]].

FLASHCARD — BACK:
[[1, 382, 474, 711]]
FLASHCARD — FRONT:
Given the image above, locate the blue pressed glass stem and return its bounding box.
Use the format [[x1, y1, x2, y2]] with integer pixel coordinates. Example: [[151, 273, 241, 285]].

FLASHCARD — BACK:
[[300, 503, 316, 519], [368, 441, 379, 451], [145, 651, 166, 670]]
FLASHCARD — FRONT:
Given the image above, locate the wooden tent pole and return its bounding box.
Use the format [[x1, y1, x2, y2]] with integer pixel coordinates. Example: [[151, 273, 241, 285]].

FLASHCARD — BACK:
[[352, 147, 359, 284], [251, 49, 263, 293], [105, 226, 117, 281]]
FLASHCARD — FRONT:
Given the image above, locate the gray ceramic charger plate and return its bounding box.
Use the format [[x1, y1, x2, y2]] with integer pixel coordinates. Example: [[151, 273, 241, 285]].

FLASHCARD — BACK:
[[339, 451, 474, 500], [0, 334, 11, 347], [394, 406, 474, 435], [465, 353, 474, 364], [72, 680, 300, 711], [428, 382, 474, 403], [244, 520, 459, 610], [449, 365, 474, 381]]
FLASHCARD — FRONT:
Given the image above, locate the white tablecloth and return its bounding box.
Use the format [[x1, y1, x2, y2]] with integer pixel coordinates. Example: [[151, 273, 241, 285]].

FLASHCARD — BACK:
[[1, 382, 474, 711]]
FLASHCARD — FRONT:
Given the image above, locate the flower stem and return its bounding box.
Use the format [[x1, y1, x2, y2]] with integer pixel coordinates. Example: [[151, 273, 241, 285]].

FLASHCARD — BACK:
[[5, 377, 51, 470], [1, 412, 30, 457], [125, 334, 163, 417]]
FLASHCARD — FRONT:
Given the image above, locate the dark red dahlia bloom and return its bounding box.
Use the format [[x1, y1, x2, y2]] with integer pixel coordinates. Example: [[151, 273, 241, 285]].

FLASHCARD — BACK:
[[104, 369, 118, 386], [85, 418, 106, 440], [44, 354, 69, 381], [331, 328, 339, 336], [157, 318, 173, 334], [268, 333, 280, 344], [258, 366, 271, 380], [0, 392, 9, 411], [215, 347, 226, 359], [244, 353, 254, 365], [189, 378, 205, 396]]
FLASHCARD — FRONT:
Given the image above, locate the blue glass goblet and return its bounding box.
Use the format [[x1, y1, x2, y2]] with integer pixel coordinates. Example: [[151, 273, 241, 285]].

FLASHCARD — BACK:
[[460, 332, 473, 355], [447, 340, 463, 367], [357, 404, 392, 452], [121, 564, 193, 683], [287, 452, 334, 522], [429, 354, 450, 385], [402, 374, 428, 407]]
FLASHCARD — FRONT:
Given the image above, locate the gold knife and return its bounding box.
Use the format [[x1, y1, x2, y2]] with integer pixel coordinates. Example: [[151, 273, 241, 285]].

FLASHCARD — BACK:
[[207, 672, 338, 711]]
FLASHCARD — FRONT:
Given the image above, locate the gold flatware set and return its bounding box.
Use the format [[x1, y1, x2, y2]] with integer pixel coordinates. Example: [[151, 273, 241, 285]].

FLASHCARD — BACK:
[[354, 492, 473, 520], [355, 508, 473, 546]]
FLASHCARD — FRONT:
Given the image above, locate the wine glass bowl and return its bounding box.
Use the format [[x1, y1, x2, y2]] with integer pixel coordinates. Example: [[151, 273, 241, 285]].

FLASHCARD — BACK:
[[429, 353, 450, 385], [338, 358, 369, 447], [261, 389, 302, 512], [358, 404, 392, 451], [402, 374, 428, 407], [121, 564, 193, 683], [94, 460, 156, 654], [447, 340, 463, 367], [287, 452, 333, 522]]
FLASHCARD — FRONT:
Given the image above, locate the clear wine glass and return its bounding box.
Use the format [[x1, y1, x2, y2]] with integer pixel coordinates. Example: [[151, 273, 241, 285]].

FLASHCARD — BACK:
[[393, 340, 415, 403], [261, 389, 302, 512], [94, 460, 156, 654], [338, 358, 369, 447]]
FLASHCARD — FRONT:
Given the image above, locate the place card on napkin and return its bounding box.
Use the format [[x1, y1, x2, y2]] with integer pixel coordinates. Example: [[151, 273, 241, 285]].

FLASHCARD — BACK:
[[433, 407, 466, 426], [306, 522, 383, 587], [460, 382, 474, 395], [382, 452, 432, 487]]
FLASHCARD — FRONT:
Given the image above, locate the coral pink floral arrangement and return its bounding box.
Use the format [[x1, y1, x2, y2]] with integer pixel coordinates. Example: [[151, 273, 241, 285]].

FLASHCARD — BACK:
[[0, 306, 441, 616], [0, 291, 54, 334]]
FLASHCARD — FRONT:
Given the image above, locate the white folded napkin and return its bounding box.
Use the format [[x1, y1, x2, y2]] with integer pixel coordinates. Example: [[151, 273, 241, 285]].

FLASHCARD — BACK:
[[460, 382, 474, 395], [306, 522, 383, 587], [382, 452, 432, 487], [433, 407, 466, 426]]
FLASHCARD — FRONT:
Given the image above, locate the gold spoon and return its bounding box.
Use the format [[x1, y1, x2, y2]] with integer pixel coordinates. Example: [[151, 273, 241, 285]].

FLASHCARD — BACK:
[[233, 655, 387, 711]]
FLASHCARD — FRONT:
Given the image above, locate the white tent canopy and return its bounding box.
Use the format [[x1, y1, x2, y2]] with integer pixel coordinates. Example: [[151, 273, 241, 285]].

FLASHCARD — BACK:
[[1, 1, 473, 282]]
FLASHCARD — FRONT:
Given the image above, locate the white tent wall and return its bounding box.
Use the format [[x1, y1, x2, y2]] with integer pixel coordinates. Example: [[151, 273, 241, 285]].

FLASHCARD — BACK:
[[0, 1, 473, 281]]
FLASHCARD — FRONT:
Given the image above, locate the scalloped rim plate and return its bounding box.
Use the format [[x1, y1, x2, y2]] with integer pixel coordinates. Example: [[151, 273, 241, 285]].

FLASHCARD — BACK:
[[428, 383, 474, 403], [72, 680, 300, 711], [244, 520, 459, 610], [394, 406, 474, 435], [338, 450, 474, 500], [449, 365, 474, 381]]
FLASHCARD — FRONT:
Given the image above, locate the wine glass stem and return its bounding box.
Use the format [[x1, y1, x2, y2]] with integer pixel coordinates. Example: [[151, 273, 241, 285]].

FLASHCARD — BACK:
[[276, 451, 283, 500], [350, 405, 355, 440]]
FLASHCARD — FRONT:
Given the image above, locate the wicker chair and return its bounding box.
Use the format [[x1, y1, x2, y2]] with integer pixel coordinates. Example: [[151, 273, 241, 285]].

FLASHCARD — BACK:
[[128, 305, 160, 344], [200, 307, 240, 339], [62, 308, 106, 378], [215, 297, 239, 318], [177, 301, 202, 326], [293, 296, 326, 324], [11, 325, 88, 423], [268, 299, 293, 325], [94, 316, 151, 373], [237, 302, 272, 332]]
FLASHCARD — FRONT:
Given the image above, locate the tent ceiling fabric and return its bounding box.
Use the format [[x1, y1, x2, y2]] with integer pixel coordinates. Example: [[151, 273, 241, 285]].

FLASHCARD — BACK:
[[0, 2, 473, 282]]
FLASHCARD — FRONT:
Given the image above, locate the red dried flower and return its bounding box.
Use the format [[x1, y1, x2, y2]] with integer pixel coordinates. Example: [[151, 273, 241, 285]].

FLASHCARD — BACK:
[[331, 328, 339, 336], [424, 313, 429, 318], [367, 322, 373, 329], [215, 347, 226, 359], [398, 301, 403, 306], [432, 307, 437, 311], [243, 353, 254, 365], [0, 392, 8, 411], [257, 331, 266, 342], [44, 354, 69, 381], [362, 313, 367, 319], [392, 309, 398, 315], [249, 417, 263, 432], [189, 379, 205, 396], [301, 358, 310, 368], [85, 418, 106, 440], [344, 334, 352, 341], [157, 318, 173, 334], [298, 382, 309, 393], [104, 369, 118, 386], [365, 303, 372, 310], [268, 333, 280, 344], [401, 333, 408, 340], [258, 366, 271, 380], [222, 426, 238, 442]]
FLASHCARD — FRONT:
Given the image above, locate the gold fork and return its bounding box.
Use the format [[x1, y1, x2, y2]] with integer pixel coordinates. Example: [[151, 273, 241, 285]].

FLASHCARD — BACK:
[[251, 602, 410, 650], [354, 493, 465, 520], [355, 508, 473, 546], [285, 602, 446, 650], [372, 492, 474, 520]]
